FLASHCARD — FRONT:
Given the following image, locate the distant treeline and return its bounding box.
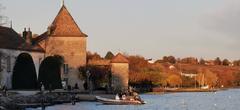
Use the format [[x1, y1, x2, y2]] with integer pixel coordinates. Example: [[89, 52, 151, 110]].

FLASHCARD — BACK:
[[86, 51, 240, 91]]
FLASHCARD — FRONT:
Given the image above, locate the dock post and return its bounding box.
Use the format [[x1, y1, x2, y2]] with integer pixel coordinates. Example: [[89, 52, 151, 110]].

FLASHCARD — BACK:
[[71, 93, 76, 105]]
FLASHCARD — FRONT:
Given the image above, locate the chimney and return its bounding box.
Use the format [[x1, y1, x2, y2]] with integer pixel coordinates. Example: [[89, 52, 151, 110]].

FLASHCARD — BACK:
[[22, 28, 27, 40], [26, 28, 33, 45], [47, 25, 55, 35]]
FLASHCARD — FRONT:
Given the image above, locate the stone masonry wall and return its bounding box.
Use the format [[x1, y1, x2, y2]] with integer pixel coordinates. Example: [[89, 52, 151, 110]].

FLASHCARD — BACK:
[[39, 36, 86, 89], [43, 37, 86, 67], [111, 63, 129, 92]]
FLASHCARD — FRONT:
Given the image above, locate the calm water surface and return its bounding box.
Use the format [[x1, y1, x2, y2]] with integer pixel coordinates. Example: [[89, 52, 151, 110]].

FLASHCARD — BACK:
[[27, 89, 240, 110]]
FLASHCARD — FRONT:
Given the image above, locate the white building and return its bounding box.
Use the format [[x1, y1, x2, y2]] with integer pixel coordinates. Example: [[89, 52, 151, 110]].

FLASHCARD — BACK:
[[0, 4, 87, 89], [0, 26, 44, 88]]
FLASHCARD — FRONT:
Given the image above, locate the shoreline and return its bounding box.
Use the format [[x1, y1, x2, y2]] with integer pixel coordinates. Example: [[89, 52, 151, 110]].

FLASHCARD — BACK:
[[146, 87, 240, 95], [0, 91, 115, 110]]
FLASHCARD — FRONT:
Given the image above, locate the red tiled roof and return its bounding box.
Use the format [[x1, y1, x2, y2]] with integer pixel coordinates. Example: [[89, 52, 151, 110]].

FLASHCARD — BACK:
[[111, 53, 129, 63], [33, 31, 48, 43], [49, 5, 87, 37], [0, 26, 45, 52]]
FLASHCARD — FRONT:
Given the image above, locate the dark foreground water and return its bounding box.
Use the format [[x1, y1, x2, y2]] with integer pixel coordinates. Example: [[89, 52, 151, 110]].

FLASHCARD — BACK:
[[27, 89, 240, 110]]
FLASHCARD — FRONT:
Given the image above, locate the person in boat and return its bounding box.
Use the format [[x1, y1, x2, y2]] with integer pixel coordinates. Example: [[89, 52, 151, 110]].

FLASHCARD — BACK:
[[116, 92, 127, 100], [119, 92, 123, 99], [122, 94, 127, 100], [132, 91, 138, 97], [134, 95, 141, 101], [115, 93, 120, 100], [129, 89, 143, 102]]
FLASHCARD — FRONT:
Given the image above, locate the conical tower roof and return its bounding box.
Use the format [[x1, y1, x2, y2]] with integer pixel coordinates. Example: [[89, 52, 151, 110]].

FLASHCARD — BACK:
[[111, 53, 129, 63], [49, 5, 87, 37]]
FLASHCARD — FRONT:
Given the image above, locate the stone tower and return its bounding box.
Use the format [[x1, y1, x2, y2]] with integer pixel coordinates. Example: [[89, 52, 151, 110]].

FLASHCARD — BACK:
[[36, 4, 87, 88], [111, 53, 129, 92]]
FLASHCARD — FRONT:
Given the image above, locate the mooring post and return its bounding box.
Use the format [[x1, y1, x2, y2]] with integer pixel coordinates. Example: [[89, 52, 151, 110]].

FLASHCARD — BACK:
[[41, 98, 45, 110], [71, 93, 76, 105], [41, 92, 45, 110]]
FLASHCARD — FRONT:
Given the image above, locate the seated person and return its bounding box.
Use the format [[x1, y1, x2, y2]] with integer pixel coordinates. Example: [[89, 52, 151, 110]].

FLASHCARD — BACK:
[[122, 94, 126, 100], [115, 94, 120, 100]]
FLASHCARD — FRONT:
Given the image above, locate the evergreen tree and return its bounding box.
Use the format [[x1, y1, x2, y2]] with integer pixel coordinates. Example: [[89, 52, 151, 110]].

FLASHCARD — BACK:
[[12, 53, 38, 89], [38, 56, 63, 89], [222, 59, 230, 66], [104, 51, 114, 59], [214, 57, 222, 65]]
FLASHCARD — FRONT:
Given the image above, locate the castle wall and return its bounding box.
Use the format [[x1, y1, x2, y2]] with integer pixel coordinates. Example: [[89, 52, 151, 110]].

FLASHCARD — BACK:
[[40, 36, 86, 89], [43, 37, 86, 67], [111, 63, 129, 92], [61, 68, 84, 90]]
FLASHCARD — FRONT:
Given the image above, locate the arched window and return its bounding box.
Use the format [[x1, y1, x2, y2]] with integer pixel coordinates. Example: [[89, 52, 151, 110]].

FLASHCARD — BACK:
[[63, 63, 69, 74]]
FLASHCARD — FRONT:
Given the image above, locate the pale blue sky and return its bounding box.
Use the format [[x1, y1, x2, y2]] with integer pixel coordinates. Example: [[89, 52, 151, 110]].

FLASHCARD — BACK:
[[1, 0, 239, 61]]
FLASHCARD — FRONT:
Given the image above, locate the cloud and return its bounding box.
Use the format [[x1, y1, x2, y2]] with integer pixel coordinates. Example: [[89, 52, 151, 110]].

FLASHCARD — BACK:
[[202, 0, 240, 40]]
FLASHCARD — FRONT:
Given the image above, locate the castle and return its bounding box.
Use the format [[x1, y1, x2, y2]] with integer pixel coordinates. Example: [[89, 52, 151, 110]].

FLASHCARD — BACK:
[[0, 3, 129, 91]]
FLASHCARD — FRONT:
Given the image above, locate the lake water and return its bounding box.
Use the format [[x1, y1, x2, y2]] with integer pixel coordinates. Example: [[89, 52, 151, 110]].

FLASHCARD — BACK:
[[27, 89, 240, 110]]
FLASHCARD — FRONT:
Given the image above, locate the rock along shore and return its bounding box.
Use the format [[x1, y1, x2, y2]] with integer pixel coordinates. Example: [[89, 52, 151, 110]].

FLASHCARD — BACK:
[[0, 91, 114, 110]]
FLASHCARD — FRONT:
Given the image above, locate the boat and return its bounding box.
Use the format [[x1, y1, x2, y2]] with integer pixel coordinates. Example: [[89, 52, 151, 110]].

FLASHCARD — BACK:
[[96, 96, 146, 105]]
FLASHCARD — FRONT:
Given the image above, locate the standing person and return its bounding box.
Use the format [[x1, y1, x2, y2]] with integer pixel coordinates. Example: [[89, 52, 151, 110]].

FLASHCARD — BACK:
[[41, 83, 45, 92], [74, 83, 79, 89], [71, 93, 76, 105], [2, 85, 7, 96]]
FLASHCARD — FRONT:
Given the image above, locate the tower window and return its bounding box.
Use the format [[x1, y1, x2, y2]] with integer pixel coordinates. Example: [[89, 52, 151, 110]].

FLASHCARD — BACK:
[[64, 64, 69, 74]]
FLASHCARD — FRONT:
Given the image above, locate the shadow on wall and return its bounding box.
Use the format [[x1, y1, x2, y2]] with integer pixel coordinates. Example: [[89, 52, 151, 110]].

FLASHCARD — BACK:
[[111, 73, 127, 93]]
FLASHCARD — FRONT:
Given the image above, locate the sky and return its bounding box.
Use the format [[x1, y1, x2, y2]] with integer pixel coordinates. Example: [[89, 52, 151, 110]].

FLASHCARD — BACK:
[[0, 0, 239, 61]]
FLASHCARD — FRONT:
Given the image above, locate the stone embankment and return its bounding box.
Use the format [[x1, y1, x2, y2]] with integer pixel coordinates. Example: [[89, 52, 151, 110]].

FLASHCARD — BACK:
[[0, 91, 79, 110], [0, 91, 114, 110]]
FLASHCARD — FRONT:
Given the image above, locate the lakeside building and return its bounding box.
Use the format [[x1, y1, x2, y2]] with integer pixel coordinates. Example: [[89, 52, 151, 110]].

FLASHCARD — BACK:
[[0, 3, 129, 91]]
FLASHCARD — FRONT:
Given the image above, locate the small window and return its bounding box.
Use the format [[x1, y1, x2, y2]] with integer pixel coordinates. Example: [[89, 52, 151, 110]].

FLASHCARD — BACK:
[[7, 56, 11, 72], [63, 64, 69, 74]]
